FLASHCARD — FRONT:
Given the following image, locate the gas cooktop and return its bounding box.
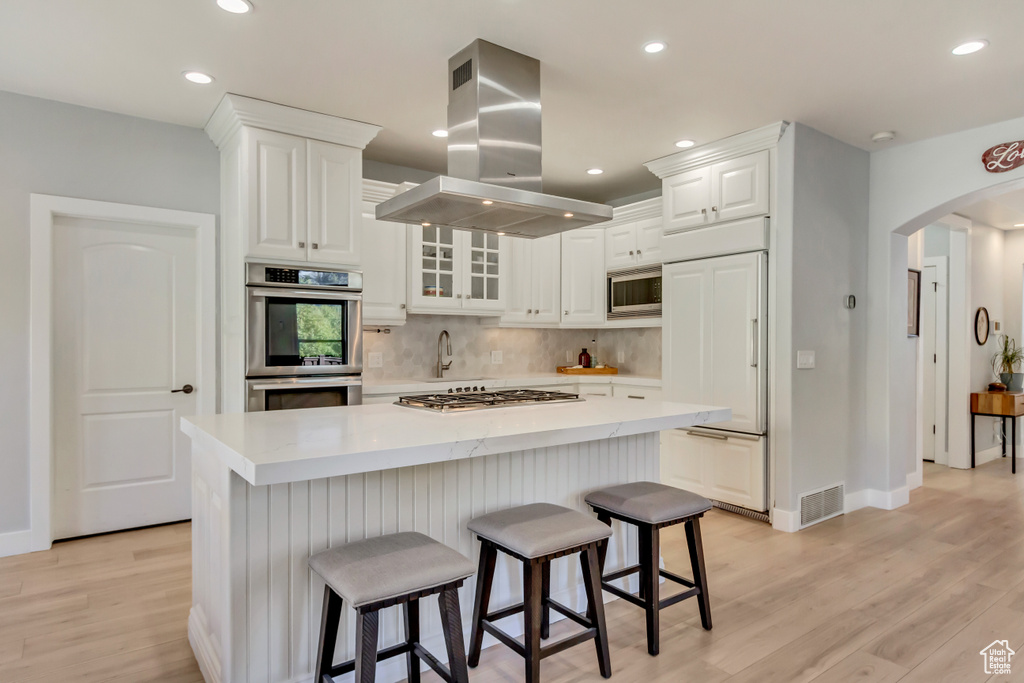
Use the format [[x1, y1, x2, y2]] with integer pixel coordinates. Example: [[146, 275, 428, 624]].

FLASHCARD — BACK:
[[396, 388, 583, 413]]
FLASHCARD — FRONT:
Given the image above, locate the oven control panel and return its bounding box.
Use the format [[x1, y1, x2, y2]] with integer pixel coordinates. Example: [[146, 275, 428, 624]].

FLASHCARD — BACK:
[[247, 263, 363, 291]]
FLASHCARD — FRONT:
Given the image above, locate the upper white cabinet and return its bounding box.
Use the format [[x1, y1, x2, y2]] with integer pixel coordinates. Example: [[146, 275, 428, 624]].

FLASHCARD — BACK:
[[561, 228, 606, 326], [502, 234, 561, 325], [408, 226, 507, 315], [245, 128, 362, 265], [605, 216, 663, 269], [661, 150, 769, 234], [361, 182, 408, 325]]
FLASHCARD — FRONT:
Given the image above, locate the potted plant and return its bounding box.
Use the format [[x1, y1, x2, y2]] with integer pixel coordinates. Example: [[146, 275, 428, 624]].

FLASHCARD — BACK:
[[992, 335, 1024, 392]]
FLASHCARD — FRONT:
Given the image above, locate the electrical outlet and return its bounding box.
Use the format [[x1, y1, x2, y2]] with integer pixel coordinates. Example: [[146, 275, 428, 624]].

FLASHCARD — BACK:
[[368, 352, 383, 368], [566, 349, 572, 363], [491, 350, 503, 365], [797, 350, 815, 369], [617, 350, 625, 364]]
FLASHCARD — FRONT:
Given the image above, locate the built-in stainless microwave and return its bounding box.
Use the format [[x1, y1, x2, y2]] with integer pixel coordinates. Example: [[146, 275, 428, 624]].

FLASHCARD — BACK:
[[608, 265, 662, 319]]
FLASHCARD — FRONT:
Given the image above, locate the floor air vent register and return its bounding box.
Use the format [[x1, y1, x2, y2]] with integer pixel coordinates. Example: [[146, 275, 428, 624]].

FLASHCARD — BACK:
[[799, 484, 844, 528]]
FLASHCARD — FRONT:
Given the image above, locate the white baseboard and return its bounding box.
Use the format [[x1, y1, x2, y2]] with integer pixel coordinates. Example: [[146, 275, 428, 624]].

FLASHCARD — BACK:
[[845, 486, 910, 512], [0, 529, 32, 559], [772, 508, 801, 533], [907, 467, 923, 490], [974, 445, 1013, 468]]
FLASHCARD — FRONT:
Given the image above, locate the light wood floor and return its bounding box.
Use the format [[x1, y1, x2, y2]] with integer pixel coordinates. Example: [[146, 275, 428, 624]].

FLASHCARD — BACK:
[[2, 460, 1023, 682]]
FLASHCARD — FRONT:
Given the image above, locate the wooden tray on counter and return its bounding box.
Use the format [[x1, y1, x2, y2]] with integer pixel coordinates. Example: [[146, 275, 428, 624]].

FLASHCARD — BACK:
[[557, 366, 619, 375]]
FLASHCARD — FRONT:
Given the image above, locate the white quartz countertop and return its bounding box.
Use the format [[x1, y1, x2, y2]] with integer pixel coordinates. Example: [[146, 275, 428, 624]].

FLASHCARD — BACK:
[[181, 398, 729, 487], [363, 373, 662, 395]]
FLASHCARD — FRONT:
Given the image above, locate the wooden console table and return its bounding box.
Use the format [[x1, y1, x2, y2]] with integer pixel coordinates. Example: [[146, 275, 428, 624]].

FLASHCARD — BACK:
[[970, 391, 1024, 473]]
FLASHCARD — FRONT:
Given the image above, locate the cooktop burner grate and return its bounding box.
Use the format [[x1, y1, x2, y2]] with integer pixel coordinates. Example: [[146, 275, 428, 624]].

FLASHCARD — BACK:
[[396, 389, 583, 412]]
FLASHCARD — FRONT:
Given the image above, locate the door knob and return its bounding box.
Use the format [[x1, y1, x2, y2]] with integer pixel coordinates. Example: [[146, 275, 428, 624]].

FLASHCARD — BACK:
[[172, 384, 194, 394]]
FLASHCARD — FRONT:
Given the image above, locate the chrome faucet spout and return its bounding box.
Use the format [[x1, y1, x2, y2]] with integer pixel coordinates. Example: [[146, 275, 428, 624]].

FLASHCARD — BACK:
[[437, 330, 453, 378]]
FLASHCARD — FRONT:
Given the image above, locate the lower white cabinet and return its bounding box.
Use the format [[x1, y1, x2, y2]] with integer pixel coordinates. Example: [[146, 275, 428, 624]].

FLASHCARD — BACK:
[[360, 198, 407, 325], [561, 228, 606, 326], [611, 385, 663, 401], [661, 428, 766, 511], [577, 384, 612, 397]]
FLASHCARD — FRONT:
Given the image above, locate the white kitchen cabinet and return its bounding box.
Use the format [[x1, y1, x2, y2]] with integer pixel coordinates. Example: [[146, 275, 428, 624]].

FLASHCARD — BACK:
[[360, 199, 407, 325], [561, 228, 606, 326], [662, 150, 769, 234], [502, 234, 561, 325], [635, 217, 664, 265], [408, 226, 507, 315], [606, 217, 664, 270], [577, 384, 612, 397], [661, 429, 766, 511], [245, 128, 363, 266]]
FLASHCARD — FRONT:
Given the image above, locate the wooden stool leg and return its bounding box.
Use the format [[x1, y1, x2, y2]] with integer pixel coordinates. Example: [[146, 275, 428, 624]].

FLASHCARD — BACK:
[[595, 512, 612, 575], [685, 518, 712, 630], [523, 560, 543, 683], [639, 524, 660, 655], [581, 544, 612, 678], [540, 560, 551, 639], [468, 541, 497, 667], [354, 609, 380, 683], [438, 587, 471, 683], [315, 586, 343, 683], [403, 599, 420, 683]]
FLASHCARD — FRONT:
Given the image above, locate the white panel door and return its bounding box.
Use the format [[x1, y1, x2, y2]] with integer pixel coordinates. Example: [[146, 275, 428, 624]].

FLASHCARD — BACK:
[[634, 217, 664, 265], [663, 166, 711, 233], [531, 234, 561, 324], [605, 223, 637, 269], [502, 237, 532, 324], [360, 201, 407, 325], [246, 128, 307, 261], [560, 228, 606, 326], [662, 261, 707, 406], [710, 150, 770, 224], [308, 140, 361, 266], [53, 217, 197, 539]]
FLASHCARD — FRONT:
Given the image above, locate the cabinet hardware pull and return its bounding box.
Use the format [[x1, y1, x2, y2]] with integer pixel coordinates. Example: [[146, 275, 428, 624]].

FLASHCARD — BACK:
[[701, 208, 707, 215], [527, 309, 532, 314], [712, 206, 718, 212], [750, 318, 758, 367], [312, 243, 319, 249], [627, 395, 644, 400], [457, 294, 463, 298], [685, 430, 727, 440], [637, 250, 642, 255], [172, 384, 194, 394], [399, 304, 406, 309], [298, 241, 305, 248], [564, 310, 569, 315], [630, 250, 634, 256]]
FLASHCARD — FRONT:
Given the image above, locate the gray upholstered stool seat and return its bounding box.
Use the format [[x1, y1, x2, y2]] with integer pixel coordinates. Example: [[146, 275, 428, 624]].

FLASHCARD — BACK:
[[584, 481, 712, 524], [467, 502, 612, 559], [309, 531, 474, 608]]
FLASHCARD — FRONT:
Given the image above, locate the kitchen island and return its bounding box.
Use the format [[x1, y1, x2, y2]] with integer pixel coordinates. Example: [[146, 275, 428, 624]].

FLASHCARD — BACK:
[[181, 397, 729, 683]]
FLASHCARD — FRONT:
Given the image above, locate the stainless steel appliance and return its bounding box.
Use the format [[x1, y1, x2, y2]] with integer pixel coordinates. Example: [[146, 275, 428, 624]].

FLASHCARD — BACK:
[[608, 265, 662, 319], [246, 263, 363, 378], [375, 39, 613, 238], [246, 375, 362, 412], [396, 389, 582, 413]]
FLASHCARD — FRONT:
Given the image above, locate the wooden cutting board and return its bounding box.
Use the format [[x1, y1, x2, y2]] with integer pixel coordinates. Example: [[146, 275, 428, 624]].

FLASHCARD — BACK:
[[557, 366, 619, 375]]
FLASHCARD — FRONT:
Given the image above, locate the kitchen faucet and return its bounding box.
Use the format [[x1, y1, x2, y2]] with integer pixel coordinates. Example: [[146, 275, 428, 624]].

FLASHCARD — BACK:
[[437, 330, 453, 378]]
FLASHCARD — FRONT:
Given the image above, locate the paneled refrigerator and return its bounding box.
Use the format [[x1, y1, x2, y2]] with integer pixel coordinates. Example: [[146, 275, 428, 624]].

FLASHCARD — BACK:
[[661, 250, 768, 513]]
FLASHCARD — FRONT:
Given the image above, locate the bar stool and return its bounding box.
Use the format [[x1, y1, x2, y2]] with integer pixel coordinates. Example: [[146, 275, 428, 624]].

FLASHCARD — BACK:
[[308, 531, 475, 683], [585, 481, 713, 656], [467, 503, 613, 683]]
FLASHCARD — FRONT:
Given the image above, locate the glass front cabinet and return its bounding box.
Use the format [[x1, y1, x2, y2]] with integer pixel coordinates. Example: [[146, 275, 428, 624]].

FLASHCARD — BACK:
[[408, 226, 508, 314]]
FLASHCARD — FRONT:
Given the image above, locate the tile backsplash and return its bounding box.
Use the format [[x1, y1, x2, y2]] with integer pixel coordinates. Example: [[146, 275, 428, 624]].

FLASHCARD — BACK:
[[363, 315, 661, 381]]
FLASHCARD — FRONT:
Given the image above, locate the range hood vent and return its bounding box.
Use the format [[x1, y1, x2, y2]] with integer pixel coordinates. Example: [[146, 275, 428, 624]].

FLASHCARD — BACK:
[[376, 39, 612, 238]]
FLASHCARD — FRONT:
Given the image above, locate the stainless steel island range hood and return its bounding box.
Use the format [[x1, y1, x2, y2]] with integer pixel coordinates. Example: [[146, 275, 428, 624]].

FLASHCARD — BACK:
[[375, 39, 613, 238]]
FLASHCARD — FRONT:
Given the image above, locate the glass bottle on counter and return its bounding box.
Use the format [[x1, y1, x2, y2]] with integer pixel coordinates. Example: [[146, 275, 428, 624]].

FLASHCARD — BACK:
[[578, 348, 591, 367]]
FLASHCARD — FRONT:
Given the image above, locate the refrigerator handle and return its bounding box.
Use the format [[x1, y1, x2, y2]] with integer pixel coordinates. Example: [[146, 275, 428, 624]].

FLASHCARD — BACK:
[[750, 318, 759, 367]]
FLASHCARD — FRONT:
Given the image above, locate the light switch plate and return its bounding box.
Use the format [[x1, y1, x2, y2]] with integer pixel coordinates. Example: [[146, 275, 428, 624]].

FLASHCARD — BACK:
[[617, 350, 625, 364], [368, 352, 383, 368], [491, 350, 503, 365], [797, 350, 815, 369]]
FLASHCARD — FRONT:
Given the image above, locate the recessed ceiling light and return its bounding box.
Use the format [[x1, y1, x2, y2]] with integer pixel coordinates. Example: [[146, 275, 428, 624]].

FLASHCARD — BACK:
[[643, 41, 667, 54], [496, 232, 506, 236], [432, 129, 449, 138], [421, 222, 431, 227], [952, 40, 988, 55], [675, 139, 696, 148], [587, 168, 604, 175], [482, 200, 493, 205], [871, 131, 896, 143], [183, 71, 214, 85], [1015, 223, 1024, 228], [564, 212, 574, 218], [216, 0, 252, 13]]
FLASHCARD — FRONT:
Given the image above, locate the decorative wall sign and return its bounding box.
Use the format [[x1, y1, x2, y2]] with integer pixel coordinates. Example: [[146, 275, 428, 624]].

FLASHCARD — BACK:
[[976, 307, 990, 345], [908, 269, 921, 337], [982, 140, 1024, 173]]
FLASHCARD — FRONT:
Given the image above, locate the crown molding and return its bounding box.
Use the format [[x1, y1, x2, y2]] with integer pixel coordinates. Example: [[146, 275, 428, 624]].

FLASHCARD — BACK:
[[205, 93, 382, 150], [595, 197, 662, 229], [644, 121, 789, 179], [362, 179, 400, 204]]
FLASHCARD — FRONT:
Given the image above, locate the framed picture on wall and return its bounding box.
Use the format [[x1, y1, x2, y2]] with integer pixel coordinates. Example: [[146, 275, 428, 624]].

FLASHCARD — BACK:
[[908, 268, 921, 337]]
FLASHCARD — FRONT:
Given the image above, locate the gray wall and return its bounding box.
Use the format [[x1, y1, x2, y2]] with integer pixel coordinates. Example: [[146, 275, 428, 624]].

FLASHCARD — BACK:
[[782, 123, 870, 508], [0, 90, 220, 534]]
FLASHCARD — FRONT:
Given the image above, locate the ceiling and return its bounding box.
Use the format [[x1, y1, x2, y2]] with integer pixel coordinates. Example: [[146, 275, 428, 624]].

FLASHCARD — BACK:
[[1, 1, 1023, 202], [958, 189, 1024, 230]]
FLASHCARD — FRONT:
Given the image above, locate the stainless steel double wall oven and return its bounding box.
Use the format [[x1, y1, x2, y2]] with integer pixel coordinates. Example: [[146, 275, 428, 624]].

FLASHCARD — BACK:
[[245, 263, 363, 411]]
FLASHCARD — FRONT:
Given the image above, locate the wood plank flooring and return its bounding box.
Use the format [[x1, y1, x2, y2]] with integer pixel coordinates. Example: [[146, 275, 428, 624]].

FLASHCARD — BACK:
[[1, 460, 1021, 682]]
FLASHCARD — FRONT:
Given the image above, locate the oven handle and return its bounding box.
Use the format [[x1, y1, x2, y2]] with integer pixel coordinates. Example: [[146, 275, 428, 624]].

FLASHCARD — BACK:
[[248, 376, 363, 391], [247, 286, 362, 302]]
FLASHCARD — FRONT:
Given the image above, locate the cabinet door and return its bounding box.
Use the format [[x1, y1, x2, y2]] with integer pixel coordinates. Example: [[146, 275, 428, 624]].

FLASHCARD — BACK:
[[560, 229, 606, 326], [307, 140, 361, 265], [634, 217, 663, 265], [246, 128, 307, 260], [661, 430, 765, 511], [361, 202, 407, 325], [611, 385, 663, 401], [710, 150, 769, 224], [531, 234, 561, 324], [408, 225, 460, 312], [463, 231, 506, 312], [660, 429, 711, 498], [501, 237, 532, 324], [605, 223, 637, 270], [663, 166, 711, 234]]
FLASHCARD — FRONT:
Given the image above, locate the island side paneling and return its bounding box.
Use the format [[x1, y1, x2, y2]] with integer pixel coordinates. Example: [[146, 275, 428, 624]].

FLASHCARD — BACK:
[[189, 433, 658, 683]]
